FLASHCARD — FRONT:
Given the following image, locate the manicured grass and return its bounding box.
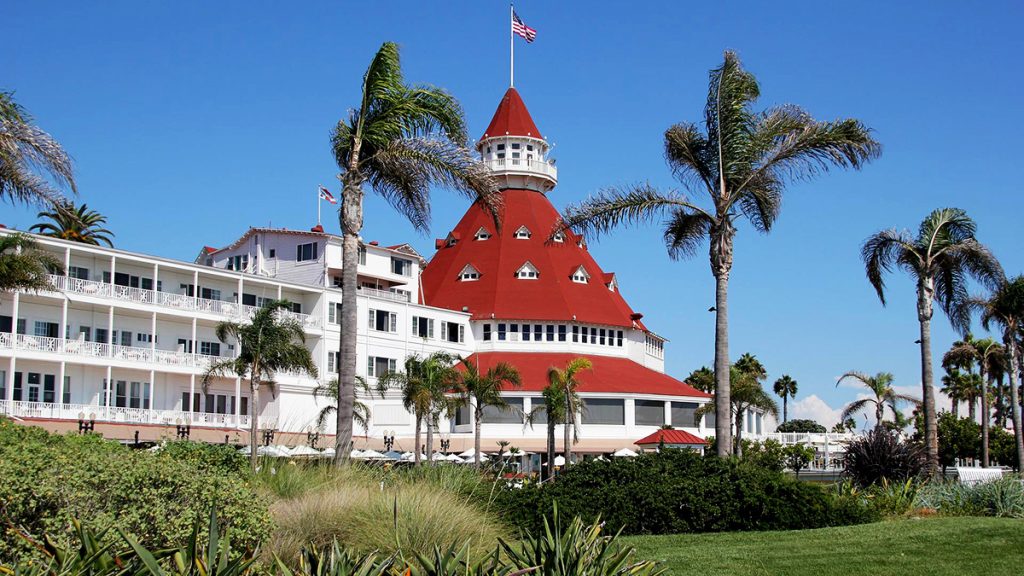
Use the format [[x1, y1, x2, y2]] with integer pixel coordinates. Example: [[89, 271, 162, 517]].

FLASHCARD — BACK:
[[622, 517, 1024, 576]]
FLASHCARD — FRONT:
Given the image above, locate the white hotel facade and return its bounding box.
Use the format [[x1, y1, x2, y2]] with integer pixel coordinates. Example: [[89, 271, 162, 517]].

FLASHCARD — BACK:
[[0, 86, 774, 453]]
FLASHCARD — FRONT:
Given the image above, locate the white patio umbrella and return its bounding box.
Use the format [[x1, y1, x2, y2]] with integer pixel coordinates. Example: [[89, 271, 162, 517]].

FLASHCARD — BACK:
[[401, 452, 428, 462], [321, 447, 337, 457], [431, 452, 448, 461], [459, 448, 489, 461], [360, 449, 386, 459], [288, 445, 321, 457], [554, 455, 566, 466], [348, 448, 363, 458], [256, 445, 291, 457], [613, 448, 638, 458], [445, 454, 465, 463], [382, 450, 403, 460]]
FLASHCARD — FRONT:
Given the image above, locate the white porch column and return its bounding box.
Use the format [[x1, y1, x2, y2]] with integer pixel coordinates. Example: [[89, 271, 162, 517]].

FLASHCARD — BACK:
[[664, 400, 672, 427], [60, 296, 69, 342], [188, 374, 196, 417], [109, 256, 116, 286], [6, 358, 15, 403], [104, 365, 113, 418], [190, 317, 197, 356], [192, 270, 199, 306], [150, 312, 157, 354], [57, 361, 66, 409], [64, 246, 71, 275], [148, 370, 155, 420], [234, 376, 242, 426], [106, 306, 114, 356]]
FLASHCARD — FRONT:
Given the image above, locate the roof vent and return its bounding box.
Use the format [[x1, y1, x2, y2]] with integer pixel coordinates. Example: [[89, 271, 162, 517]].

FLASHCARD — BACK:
[[369, 241, 379, 246], [630, 313, 644, 321], [310, 224, 324, 233]]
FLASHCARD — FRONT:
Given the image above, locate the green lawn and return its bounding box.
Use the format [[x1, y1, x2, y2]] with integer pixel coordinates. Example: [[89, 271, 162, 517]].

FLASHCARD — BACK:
[[621, 517, 1024, 576]]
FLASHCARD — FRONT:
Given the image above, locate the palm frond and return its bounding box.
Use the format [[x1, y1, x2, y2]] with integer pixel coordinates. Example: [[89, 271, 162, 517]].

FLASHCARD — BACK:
[[0, 91, 76, 206], [839, 398, 876, 422], [663, 209, 711, 260], [0, 233, 61, 293], [557, 183, 708, 242], [860, 228, 917, 306]]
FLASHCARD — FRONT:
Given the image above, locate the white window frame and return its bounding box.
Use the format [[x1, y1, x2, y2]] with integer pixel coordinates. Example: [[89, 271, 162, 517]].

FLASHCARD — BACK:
[[516, 262, 539, 280], [441, 321, 465, 343], [571, 266, 590, 284], [296, 242, 318, 262], [514, 226, 532, 239], [474, 227, 492, 240], [368, 309, 398, 333], [411, 316, 434, 339], [459, 264, 481, 282]]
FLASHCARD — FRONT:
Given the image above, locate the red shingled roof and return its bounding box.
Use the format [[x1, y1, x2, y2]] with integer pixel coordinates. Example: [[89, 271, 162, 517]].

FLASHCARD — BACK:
[[481, 87, 542, 140], [422, 188, 646, 328], [635, 429, 707, 446], [462, 352, 710, 398]]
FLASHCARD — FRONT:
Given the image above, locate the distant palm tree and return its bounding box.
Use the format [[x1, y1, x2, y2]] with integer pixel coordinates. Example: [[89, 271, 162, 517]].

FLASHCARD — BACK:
[[378, 352, 458, 466], [685, 366, 715, 393], [0, 91, 76, 206], [313, 376, 374, 435], [547, 357, 592, 467], [862, 208, 1002, 472], [965, 276, 1024, 470], [30, 201, 113, 246], [535, 381, 570, 480], [696, 364, 778, 456], [453, 359, 521, 468], [0, 233, 61, 295], [974, 338, 1004, 467], [940, 367, 967, 418], [329, 42, 499, 466], [773, 375, 798, 423], [202, 300, 318, 472], [557, 52, 880, 456], [836, 371, 919, 431]]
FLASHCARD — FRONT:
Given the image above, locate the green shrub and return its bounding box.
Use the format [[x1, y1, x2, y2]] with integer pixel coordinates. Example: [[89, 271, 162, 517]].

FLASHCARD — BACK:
[[776, 419, 827, 433], [842, 429, 926, 488], [0, 420, 272, 563], [495, 449, 877, 536], [155, 439, 249, 475], [915, 476, 1024, 518], [742, 439, 785, 472]]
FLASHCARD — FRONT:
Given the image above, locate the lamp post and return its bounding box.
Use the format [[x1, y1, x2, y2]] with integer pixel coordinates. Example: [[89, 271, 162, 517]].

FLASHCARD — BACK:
[[383, 430, 395, 452], [175, 417, 190, 440], [77, 412, 95, 434], [306, 427, 320, 449], [262, 428, 275, 447], [439, 437, 451, 454]]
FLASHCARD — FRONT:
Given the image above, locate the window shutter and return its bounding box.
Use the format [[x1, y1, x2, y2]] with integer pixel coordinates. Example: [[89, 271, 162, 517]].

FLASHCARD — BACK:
[[458, 325, 465, 343], [389, 313, 397, 332], [428, 319, 434, 338], [368, 309, 375, 329], [367, 357, 374, 376], [389, 359, 397, 372], [441, 322, 447, 341]]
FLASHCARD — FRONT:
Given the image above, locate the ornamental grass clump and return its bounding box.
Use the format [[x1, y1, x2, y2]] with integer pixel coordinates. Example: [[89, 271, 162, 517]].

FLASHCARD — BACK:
[[915, 476, 1024, 518]]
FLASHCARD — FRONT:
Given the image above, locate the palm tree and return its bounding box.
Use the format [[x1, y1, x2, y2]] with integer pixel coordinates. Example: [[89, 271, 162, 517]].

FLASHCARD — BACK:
[[535, 381, 569, 480], [965, 276, 1024, 470], [454, 359, 521, 467], [836, 371, 919, 431], [0, 91, 76, 206], [377, 352, 458, 466], [329, 42, 500, 466], [556, 52, 880, 456], [202, 300, 318, 472], [685, 366, 715, 393], [940, 367, 967, 418], [862, 208, 1003, 473], [973, 338, 1004, 467], [0, 233, 61, 294], [313, 376, 374, 435], [30, 201, 114, 246], [773, 375, 798, 423], [547, 357, 592, 467], [695, 364, 778, 456]]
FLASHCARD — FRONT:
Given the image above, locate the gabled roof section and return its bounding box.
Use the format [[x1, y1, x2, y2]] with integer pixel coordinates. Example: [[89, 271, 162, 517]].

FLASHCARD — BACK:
[[635, 429, 707, 446], [458, 263, 480, 277], [474, 227, 491, 240], [480, 88, 543, 140]]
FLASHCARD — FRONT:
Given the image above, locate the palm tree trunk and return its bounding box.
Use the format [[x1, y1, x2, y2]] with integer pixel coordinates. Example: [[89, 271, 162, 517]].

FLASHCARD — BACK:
[[981, 366, 990, 467], [425, 415, 434, 467], [783, 396, 788, 424], [414, 414, 422, 466], [917, 283, 939, 475], [474, 407, 483, 468], [1006, 338, 1024, 471], [545, 416, 555, 480], [250, 380, 260, 474], [951, 399, 959, 419], [734, 409, 743, 457], [334, 174, 363, 467], [563, 395, 572, 467], [713, 270, 732, 457], [875, 400, 884, 431], [968, 396, 977, 422]]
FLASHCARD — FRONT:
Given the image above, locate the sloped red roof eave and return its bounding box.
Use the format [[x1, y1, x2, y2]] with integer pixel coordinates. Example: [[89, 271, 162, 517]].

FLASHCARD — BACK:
[[635, 429, 707, 446]]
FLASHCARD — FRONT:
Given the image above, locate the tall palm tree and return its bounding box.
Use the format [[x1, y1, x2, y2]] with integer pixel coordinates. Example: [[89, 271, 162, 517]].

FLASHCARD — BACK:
[[30, 201, 113, 246], [454, 359, 521, 467], [534, 381, 571, 481], [862, 208, 1002, 472], [556, 52, 880, 456], [973, 338, 1004, 467], [940, 367, 967, 418], [836, 371, 919, 431], [965, 276, 1024, 470], [377, 352, 458, 466], [202, 300, 318, 472], [0, 233, 61, 295], [329, 42, 499, 466], [313, 376, 374, 435], [695, 365, 778, 456], [547, 357, 592, 467], [685, 366, 715, 393], [773, 375, 798, 423], [0, 91, 76, 206]]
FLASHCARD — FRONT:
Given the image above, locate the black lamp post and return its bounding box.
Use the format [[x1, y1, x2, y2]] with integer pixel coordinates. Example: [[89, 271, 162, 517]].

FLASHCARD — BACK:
[[262, 429, 275, 446], [307, 427, 320, 449], [175, 417, 190, 440], [383, 430, 395, 452], [440, 438, 451, 454], [77, 412, 96, 434]]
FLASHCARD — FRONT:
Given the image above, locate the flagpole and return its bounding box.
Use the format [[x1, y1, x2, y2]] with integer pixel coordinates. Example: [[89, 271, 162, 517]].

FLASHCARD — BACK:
[[317, 187, 321, 226], [509, 3, 514, 87]]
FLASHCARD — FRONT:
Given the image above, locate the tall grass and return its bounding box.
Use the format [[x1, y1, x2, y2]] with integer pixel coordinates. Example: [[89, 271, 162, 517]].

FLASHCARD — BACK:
[[261, 464, 508, 563], [915, 476, 1024, 518]]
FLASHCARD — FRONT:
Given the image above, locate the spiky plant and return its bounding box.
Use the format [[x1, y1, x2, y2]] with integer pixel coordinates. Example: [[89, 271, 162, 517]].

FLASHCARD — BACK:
[[30, 201, 114, 246], [556, 51, 880, 456], [547, 357, 592, 468], [862, 207, 1003, 473], [202, 300, 318, 472], [453, 359, 521, 468], [0, 232, 61, 294], [0, 91, 76, 206], [773, 374, 798, 423], [836, 371, 920, 431], [329, 42, 500, 466]]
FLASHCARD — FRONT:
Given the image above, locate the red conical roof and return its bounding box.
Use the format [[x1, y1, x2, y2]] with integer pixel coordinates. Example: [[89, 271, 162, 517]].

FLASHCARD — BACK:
[[421, 189, 644, 329], [480, 88, 543, 140]]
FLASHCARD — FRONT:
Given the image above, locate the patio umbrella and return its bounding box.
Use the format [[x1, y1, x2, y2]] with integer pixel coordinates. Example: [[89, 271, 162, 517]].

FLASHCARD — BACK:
[[445, 454, 465, 463], [288, 445, 321, 458], [613, 448, 638, 458], [431, 452, 448, 461], [554, 455, 566, 466], [382, 450, 403, 460], [360, 449, 386, 459]]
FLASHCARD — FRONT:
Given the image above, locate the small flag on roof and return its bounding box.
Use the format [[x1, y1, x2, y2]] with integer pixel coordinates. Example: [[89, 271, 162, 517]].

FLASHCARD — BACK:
[[318, 185, 337, 204], [512, 10, 536, 43]]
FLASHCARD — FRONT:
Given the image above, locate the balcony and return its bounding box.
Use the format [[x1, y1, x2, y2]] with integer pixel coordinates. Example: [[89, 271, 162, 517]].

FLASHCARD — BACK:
[[485, 157, 558, 181], [357, 286, 411, 303], [0, 332, 217, 370], [0, 399, 250, 429], [45, 275, 321, 330]]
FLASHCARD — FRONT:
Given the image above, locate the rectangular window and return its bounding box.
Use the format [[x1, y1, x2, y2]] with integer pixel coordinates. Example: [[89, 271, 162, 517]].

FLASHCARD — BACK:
[[68, 266, 89, 280], [635, 400, 666, 427], [129, 381, 141, 409], [617, 330, 624, 347], [558, 325, 567, 342], [12, 372, 22, 401], [328, 302, 342, 324], [391, 257, 413, 277], [600, 328, 606, 346], [328, 351, 339, 373], [369, 309, 397, 332], [497, 323, 507, 341], [545, 325, 554, 342], [296, 242, 318, 262], [534, 324, 542, 341], [95, 328, 108, 344], [34, 321, 58, 338], [522, 324, 530, 341], [200, 341, 221, 356], [441, 321, 464, 343], [367, 356, 397, 377], [26, 373, 40, 402], [136, 333, 154, 344], [16, 319, 25, 335], [63, 376, 70, 404], [482, 324, 492, 341], [115, 380, 127, 408], [572, 325, 579, 343], [43, 374, 55, 403], [581, 327, 589, 344], [481, 397, 524, 424], [411, 316, 433, 338], [200, 287, 221, 301], [530, 397, 547, 425], [358, 246, 367, 265], [582, 398, 625, 425], [78, 326, 91, 341]]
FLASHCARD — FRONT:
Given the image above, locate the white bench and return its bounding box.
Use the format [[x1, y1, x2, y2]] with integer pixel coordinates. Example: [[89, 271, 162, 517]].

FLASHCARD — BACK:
[[956, 466, 1004, 486]]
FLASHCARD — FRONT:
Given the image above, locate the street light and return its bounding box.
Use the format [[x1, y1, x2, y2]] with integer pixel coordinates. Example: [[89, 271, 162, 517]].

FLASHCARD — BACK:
[[175, 417, 191, 440], [306, 426, 320, 449], [262, 428, 275, 446], [77, 411, 95, 434], [383, 429, 395, 452]]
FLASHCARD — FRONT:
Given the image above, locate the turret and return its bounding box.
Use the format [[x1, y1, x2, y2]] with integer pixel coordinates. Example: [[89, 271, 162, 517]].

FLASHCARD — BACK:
[[475, 88, 557, 193]]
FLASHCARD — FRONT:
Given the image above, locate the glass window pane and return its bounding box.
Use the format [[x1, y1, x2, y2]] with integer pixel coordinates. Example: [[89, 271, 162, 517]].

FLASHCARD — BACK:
[[582, 398, 624, 425], [671, 402, 699, 428], [481, 398, 524, 424], [634, 400, 665, 426]]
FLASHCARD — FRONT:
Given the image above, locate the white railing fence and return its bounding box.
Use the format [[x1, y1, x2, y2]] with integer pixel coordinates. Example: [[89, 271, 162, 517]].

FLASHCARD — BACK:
[[0, 399, 251, 429]]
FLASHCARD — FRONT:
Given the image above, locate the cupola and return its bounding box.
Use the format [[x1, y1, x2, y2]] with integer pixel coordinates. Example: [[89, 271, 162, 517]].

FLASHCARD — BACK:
[[476, 88, 557, 193]]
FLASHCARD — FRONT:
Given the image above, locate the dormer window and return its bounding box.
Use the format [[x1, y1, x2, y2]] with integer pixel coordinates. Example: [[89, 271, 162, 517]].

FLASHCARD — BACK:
[[571, 266, 590, 284], [446, 232, 460, 247], [474, 227, 491, 241], [552, 231, 565, 243], [514, 226, 532, 239], [459, 264, 481, 282], [516, 262, 539, 280]]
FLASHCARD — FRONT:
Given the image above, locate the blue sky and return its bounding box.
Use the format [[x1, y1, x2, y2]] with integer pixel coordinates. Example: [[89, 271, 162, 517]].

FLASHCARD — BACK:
[[5, 1, 1024, 428]]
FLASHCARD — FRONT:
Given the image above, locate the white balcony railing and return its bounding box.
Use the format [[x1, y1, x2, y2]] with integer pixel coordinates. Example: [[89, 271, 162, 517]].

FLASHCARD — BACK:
[[46, 275, 321, 330], [2, 333, 219, 370], [486, 157, 558, 180], [357, 286, 411, 303], [0, 399, 250, 429]]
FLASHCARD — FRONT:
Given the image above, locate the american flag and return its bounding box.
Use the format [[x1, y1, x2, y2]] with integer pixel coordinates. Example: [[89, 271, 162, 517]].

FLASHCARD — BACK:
[[318, 185, 337, 204], [512, 11, 536, 43]]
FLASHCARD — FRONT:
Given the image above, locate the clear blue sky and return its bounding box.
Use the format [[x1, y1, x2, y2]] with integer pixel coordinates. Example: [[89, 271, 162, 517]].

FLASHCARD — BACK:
[[5, 1, 1023, 427]]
